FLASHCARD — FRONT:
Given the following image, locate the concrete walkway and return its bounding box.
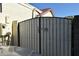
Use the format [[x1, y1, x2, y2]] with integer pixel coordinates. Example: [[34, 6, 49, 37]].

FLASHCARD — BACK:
[[0, 46, 40, 56]]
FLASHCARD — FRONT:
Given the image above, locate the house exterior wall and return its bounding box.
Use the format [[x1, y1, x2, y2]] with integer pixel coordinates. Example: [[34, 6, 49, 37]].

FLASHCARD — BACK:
[[0, 3, 41, 46], [2, 3, 33, 22], [0, 3, 40, 34], [41, 12, 53, 17]]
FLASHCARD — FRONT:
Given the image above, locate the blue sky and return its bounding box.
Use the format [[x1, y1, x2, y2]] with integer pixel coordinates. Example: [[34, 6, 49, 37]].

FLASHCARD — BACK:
[[31, 3, 79, 17]]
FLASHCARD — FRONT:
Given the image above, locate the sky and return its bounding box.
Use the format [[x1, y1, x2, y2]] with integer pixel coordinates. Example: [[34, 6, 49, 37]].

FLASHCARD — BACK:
[[31, 3, 79, 17]]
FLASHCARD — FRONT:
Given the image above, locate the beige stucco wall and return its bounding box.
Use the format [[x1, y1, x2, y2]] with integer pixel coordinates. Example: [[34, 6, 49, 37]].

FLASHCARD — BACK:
[[0, 3, 40, 34], [41, 11, 53, 17], [2, 3, 33, 22]]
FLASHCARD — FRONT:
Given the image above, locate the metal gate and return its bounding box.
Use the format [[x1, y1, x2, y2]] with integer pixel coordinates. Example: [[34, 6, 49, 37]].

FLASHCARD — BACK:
[[18, 17, 72, 56], [19, 18, 40, 53]]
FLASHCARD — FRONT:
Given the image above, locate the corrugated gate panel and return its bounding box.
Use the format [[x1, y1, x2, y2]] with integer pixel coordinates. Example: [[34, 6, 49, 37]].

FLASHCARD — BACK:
[[56, 18, 60, 56], [41, 18, 44, 55], [24, 21, 26, 48], [36, 19, 40, 53], [19, 18, 40, 53], [68, 20, 71, 56], [26, 21, 28, 48], [58, 19, 61, 55], [25, 21, 28, 48], [60, 19, 64, 55], [28, 20, 30, 48], [29, 20, 31, 48], [40, 17, 71, 56], [63, 19, 66, 56], [35, 19, 39, 53], [32, 19, 35, 50], [45, 18, 48, 56], [34, 19, 37, 52], [19, 17, 71, 56], [44, 18, 47, 56], [66, 19, 69, 56], [50, 18, 54, 56], [19, 22, 25, 48], [64, 19, 68, 56], [29, 19, 32, 49], [53, 18, 57, 56], [48, 18, 51, 56], [49, 18, 52, 56]]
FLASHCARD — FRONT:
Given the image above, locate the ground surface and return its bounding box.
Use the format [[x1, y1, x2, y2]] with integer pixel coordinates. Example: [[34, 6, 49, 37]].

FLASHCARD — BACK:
[[0, 46, 40, 56]]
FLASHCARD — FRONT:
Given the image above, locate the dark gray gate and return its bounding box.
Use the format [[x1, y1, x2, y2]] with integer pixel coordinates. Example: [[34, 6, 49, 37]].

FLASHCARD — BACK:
[[19, 18, 40, 53], [18, 17, 72, 56]]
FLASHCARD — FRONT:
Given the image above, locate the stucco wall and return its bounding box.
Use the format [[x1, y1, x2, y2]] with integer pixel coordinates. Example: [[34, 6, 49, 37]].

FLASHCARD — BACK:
[[2, 3, 33, 22], [0, 3, 40, 34], [41, 12, 53, 17]]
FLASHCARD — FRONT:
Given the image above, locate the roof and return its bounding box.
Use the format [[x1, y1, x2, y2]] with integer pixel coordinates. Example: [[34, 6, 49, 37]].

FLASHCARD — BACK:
[[41, 8, 51, 12], [36, 8, 53, 16], [40, 8, 53, 15], [18, 4, 53, 16]]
